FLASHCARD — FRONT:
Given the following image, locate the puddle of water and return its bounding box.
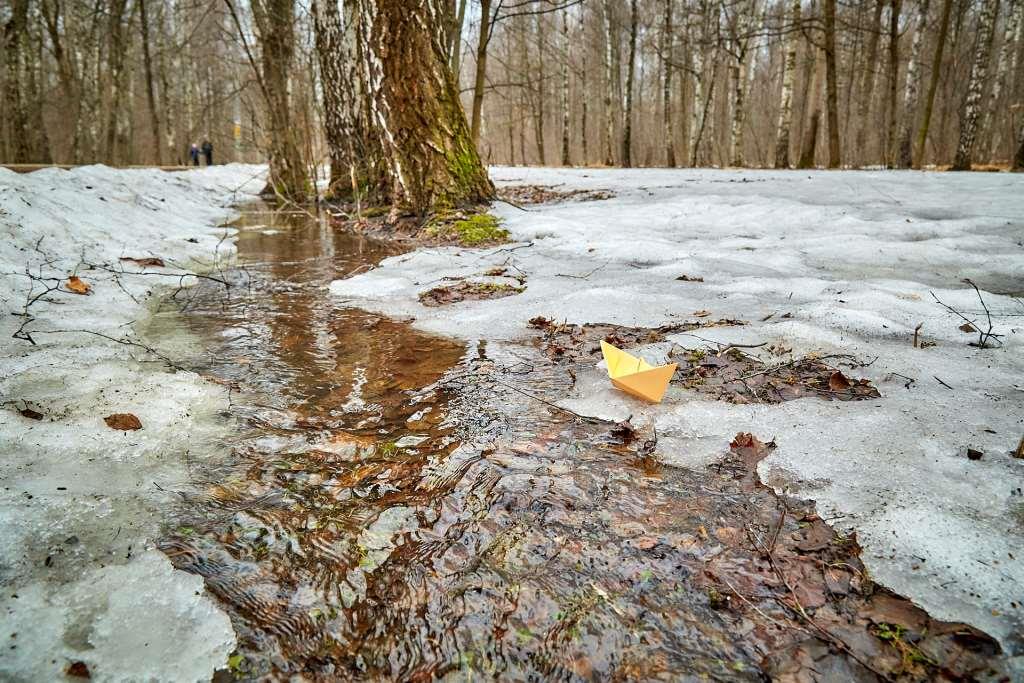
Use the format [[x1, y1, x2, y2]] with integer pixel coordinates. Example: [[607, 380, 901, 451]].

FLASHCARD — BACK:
[[159, 205, 1004, 681]]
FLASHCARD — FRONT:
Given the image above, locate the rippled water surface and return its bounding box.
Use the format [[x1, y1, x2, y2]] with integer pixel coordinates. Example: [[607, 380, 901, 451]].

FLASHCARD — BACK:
[[159, 206, 969, 681]]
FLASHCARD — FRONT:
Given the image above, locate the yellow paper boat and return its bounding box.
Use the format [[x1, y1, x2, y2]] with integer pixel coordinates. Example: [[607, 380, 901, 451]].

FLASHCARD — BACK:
[[600, 340, 677, 403]]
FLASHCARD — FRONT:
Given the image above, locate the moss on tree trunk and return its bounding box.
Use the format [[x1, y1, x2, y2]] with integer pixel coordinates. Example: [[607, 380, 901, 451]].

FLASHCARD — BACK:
[[358, 0, 494, 214]]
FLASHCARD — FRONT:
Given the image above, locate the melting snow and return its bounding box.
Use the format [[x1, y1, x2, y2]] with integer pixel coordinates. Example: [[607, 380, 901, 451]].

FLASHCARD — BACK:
[[331, 166, 1024, 654], [0, 164, 265, 681]]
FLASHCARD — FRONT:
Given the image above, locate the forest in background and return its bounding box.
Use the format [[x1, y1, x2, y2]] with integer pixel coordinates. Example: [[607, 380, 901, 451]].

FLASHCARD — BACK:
[[1, 0, 1023, 177]]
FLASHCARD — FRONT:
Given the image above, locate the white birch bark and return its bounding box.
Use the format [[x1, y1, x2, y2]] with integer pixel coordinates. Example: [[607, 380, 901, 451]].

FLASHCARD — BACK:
[[896, 0, 931, 168], [774, 0, 800, 168], [953, 0, 1000, 170]]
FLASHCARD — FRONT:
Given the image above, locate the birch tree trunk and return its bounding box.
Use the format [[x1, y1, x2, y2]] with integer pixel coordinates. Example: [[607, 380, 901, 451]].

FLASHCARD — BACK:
[[622, 0, 638, 167], [356, 0, 493, 211], [984, 0, 1022, 158], [561, 8, 571, 166], [774, 0, 801, 168], [855, 0, 885, 166], [449, 0, 467, 77], [728, 0, 751, 167], [896, 0, 930, 168], [914, 0, 953, 167], [690, 0, 709, 166], [662, 0, 676, 166], [311, 0, 350, 195], [602, 0, 615, 165], [823, 0, 841, 167], [952, 0, 1000, 170]]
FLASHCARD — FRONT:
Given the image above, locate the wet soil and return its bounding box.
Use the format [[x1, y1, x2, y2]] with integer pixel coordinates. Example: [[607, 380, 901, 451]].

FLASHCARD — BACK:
[[159, 205, 1005, 681]]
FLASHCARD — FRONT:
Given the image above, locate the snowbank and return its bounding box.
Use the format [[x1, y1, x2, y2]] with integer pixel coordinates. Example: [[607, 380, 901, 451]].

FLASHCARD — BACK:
[[0, 164, 265, 681], [331, 166, 1024, 655]]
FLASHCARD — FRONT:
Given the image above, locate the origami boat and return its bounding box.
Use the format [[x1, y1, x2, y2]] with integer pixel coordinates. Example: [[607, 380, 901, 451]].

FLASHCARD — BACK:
[[600, 340, 678, 403]]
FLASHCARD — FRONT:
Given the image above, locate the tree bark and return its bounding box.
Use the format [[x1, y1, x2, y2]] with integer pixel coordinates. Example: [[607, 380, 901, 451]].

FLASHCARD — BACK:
[[622, 0, 638, 167], [914, 0, 953, 167], [855, 0, 885, 166], [561, 8, 571, 166], [774, 0, 801, 168], [470, 0, 491, 145], [356, 0, 493, 211], [798, 50, 824, 169], [952, 0, 1000, 170], [138, 0, 162, 164], [602, 0, 615, 165], [662, 0, 676, 167], [449, 0, 468, 77], [983, 0, 1022, 159], [1014, 121, 1024, 169], [102, 0, 129, 164], [823, 0, 841, 167], [3, 0, 33, 163], [896, 0, 930, 168], [885, 0, 902, 167], [243, 0, 309, 200], [580, 7, 589, 164], [311, 0, 353, 195]]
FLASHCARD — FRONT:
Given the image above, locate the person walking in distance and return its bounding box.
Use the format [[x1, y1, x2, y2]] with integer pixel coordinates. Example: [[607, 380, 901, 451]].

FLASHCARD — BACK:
[[201, 139, 214, 166], [189, 143, 200, 166]]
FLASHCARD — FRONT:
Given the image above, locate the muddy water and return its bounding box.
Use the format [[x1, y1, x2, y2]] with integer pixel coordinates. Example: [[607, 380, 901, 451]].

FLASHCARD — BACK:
[[159, 206, 997, 681]]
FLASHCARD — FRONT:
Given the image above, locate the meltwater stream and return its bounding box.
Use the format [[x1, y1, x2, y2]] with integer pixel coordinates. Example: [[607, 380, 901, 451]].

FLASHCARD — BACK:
[[153, 205, 999, 681], [155, 205, 775, 681]]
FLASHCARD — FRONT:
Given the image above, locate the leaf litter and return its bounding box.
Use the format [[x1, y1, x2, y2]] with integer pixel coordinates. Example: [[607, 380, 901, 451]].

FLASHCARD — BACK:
[[155, 208, 1006, 680]]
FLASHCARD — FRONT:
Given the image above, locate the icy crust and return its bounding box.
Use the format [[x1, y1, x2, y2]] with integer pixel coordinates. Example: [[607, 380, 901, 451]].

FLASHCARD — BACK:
[[331, 167, 1024, 655], [0, 164, 265, 681]]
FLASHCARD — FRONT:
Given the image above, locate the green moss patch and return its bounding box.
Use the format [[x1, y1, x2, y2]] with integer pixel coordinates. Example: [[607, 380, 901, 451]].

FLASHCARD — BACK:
[[425, 212, 509, 246]]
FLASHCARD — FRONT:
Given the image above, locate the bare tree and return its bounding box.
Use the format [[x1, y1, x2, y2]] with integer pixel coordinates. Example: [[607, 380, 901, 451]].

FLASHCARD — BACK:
[[622, 0, 638, 167], [896, 0, 930, 168], [823, 0, 840, 167], [661, 0, 676, 166], [774, 0, 801, 168], [953, 0, 999, 170], [915, 0, 953, 167]]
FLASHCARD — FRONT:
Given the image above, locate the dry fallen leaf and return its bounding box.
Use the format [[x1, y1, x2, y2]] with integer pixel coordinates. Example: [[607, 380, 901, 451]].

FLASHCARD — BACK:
[[692, 309, 710, 317], [65, 276, 91, 295], [828, 371, 852, 392], [19, 407, 44, 420], [959, 322, 977, 333], [66, 661, 91, 678], [104, 413, 142, 431]]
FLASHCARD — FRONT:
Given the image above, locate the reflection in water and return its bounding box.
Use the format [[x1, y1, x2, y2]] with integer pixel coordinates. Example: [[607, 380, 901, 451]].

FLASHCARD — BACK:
[[162, 206, 777, 681]]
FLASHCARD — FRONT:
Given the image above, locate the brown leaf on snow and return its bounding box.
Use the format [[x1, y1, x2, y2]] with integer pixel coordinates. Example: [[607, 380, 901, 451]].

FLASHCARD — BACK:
[[104, 413, 142, 431], [730, 432, 763, 450], [692, 309, 711, 317], [120, 256, 166, 268], [19, 407, 44, 420], [65, 276, 91, 295], [958, 322, 977, 333], [828, 371, 852, 392], [66, 661, 91, 678]]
